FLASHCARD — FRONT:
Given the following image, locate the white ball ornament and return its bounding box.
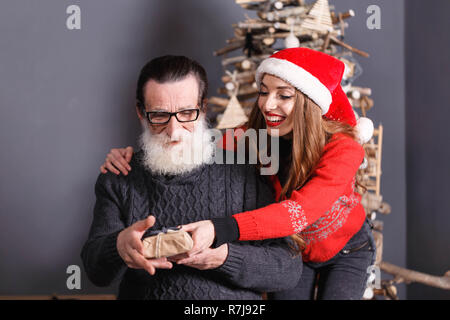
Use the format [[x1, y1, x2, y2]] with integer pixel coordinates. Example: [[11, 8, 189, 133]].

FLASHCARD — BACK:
[[352, 90, 361, 100], [225, 82, 235, 91], [363, 287, 374, 300], [285, 34, 300, 48], [274, 1, 283, 10]]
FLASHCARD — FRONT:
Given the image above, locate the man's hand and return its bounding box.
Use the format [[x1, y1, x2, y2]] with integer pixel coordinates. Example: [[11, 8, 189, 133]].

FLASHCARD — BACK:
[[180, 220, 215, 256], [169, 244, 228, 270], [117, 215, 172, 275]]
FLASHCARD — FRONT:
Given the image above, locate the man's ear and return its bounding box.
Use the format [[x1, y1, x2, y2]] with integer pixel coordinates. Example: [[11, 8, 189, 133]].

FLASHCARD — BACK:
[[201, 98, 208, 113], [136, 105, 144, 120]]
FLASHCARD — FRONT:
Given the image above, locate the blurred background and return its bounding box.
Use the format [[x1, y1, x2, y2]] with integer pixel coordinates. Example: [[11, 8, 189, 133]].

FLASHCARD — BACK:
[[0, 0, 448, 300]]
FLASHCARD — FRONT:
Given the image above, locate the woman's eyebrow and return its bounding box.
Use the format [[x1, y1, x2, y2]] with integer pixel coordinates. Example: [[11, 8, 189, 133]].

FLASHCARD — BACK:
[[260, 82, 294, 91], [277, 86, 295, 90]]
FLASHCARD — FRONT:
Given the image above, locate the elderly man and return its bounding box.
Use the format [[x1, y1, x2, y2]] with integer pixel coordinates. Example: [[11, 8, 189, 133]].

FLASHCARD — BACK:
[[81, 55, 301, 300]]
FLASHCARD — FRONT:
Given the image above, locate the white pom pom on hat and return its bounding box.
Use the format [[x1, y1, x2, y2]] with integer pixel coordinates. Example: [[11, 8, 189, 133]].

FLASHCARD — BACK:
[[356, 117, 374, 144]]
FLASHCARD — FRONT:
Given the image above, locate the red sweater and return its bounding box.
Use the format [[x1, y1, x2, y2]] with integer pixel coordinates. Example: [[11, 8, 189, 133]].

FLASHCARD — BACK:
[[227, 132, 366, 263]]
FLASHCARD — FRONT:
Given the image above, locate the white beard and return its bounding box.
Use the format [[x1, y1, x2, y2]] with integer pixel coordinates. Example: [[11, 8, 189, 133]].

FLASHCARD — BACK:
[[139, 117, 215, 176]]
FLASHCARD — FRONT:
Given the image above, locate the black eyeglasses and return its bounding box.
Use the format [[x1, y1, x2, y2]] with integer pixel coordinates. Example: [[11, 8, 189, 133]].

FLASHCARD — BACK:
[[145, 108, 200, 124]]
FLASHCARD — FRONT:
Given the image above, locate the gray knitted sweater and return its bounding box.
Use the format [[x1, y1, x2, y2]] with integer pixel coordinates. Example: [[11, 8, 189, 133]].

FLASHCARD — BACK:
[[81, 151, 301, 300]]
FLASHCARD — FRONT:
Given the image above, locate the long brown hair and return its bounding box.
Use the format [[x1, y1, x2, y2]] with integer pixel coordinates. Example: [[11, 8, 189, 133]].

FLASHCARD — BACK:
[[247, 90, 358, 252]]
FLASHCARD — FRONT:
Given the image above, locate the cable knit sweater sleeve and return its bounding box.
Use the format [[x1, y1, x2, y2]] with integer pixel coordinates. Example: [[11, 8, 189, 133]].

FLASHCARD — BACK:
[[80, 172, 128, 287], [213, 239, 301, 292], [212, 165, 302, 293], [233, 133, 365, 241]]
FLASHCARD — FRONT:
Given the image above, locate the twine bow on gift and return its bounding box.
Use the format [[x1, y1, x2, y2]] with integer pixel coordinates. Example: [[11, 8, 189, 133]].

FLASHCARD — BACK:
[[145, 226, 181, 237]]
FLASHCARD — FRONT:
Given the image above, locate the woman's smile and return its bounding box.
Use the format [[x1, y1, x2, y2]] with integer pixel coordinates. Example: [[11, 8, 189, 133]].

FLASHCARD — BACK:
[[264, 112, 287, 127]]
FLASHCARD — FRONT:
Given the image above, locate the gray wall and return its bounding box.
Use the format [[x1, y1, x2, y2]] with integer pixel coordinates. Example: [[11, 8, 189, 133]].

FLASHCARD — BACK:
[[0, 0, 411, 299], [333, 0, 407, 299], [405, 0, 450, 300]]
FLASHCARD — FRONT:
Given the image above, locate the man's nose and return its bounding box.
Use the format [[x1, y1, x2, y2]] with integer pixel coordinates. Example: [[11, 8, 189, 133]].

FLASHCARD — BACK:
[[165, 115, 182, 138]]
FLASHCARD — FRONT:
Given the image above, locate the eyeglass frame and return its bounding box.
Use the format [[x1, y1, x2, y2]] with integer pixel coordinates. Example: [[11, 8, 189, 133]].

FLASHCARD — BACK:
[[144, 108, 200, 125]]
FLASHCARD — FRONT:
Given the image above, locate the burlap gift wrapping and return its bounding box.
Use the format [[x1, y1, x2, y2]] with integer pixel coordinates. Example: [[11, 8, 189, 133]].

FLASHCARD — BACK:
[[142, 230, 193, 258]]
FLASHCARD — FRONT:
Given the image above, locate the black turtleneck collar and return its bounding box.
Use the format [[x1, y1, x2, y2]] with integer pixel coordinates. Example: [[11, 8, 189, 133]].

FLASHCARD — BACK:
[[277, 137, 293, 187]]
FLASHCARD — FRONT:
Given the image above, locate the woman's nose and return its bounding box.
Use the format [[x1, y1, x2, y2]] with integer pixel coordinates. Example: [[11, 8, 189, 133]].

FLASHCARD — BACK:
[[262, 94, 277, 111]]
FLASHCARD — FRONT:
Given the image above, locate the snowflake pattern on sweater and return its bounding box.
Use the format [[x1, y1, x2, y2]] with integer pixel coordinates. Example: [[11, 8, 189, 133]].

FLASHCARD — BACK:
[[300, 192, 360, 245], [281, 200, 308, 233], [300, 177, 360, 245]]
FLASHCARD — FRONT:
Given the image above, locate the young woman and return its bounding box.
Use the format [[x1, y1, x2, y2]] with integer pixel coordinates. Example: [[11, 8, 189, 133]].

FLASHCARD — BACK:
[[101, 48, 376, 300]]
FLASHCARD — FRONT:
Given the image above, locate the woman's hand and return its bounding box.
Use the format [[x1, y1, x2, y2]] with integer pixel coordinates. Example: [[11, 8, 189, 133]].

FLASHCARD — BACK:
[[100, 146, 134, 175], [180, 220, 216, 256], [168, 244, 228, 270]]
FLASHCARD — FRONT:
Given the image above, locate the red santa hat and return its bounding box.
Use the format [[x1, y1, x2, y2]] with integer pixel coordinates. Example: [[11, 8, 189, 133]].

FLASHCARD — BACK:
[[255, 47, 373, 143]]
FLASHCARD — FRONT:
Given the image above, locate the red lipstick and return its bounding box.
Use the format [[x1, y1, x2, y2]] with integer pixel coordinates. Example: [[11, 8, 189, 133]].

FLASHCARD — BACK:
[[264, 112, 286, 127]]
